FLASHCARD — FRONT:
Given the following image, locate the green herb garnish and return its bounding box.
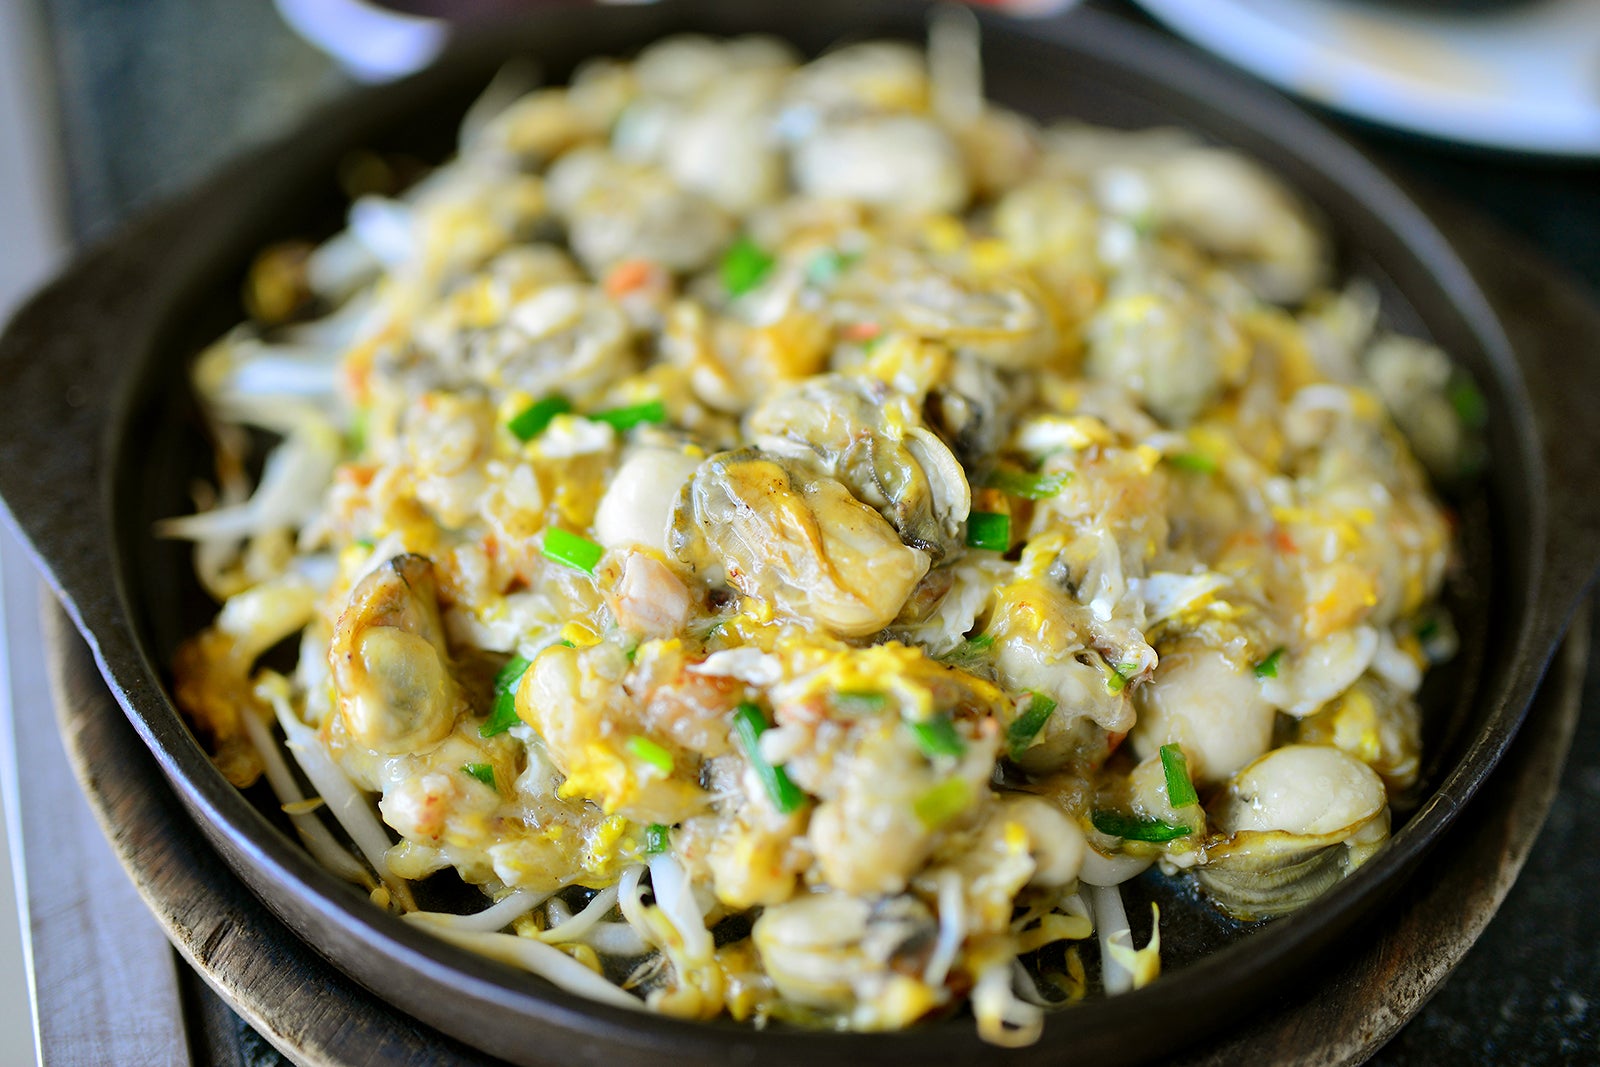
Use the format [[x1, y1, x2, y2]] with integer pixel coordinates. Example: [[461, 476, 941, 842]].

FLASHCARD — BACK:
[[913, 778, 973, 829], [966, 511, 1011, 552], [347, 407, 369, 455], [1091, 810, 1192, 843], [508, 395, 572, 441], [835, 690, 888, 713], [643, 823, 671, 854], [805, 248, 858, 286], [1006, 691, 1057, 760], [732, 703, 806, 814], [1254, 647, 1285, 679], [1159, 743, 1199, 808], [1447, 375, 1488, 428], [721, 236, 774, 296], [588, 400, 667, 432], [480, 654, 531, 737], [984, 468, 1070, 500], [543, 528, 604, 574], [1166, 452, 1217, 475], [461, 762, 497, 789], [627, 735, 674, 775], [908, 714, 966, 759]]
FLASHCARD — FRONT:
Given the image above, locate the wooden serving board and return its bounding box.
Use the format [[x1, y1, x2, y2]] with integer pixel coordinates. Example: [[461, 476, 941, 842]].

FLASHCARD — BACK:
[[42, 602, 1589, 1066]]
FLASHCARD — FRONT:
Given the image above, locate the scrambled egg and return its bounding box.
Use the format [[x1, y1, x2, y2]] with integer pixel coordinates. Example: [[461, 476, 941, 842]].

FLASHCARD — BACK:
[[166, 25, 1471, 1047]]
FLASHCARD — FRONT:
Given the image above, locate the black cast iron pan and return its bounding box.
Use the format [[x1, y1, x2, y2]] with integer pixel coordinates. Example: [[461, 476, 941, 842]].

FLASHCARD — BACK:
[[3, 2, 1599, 1063]]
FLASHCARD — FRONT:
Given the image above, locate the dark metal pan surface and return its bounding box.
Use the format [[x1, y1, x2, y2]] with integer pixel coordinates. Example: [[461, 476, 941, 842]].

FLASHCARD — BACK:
[[3, 2, 1600, 1064]]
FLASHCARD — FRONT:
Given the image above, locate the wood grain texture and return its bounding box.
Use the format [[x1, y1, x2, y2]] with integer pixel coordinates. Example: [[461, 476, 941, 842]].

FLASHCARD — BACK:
[[3, 551, 188, 1067], [42, 602, 1588, 1066]]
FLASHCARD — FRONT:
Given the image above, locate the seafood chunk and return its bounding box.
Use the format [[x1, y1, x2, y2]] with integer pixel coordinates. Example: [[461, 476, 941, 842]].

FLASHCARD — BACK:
[[670, 450, 929, 637], [748, 374, 971, 560], [1197, 745, 1389, 919], [793, 116, 969, 216], [330, 555, 466, 755]]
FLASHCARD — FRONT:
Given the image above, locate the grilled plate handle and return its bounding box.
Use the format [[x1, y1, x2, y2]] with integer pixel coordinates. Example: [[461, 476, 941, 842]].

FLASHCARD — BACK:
[[0, 178, 230, 651]]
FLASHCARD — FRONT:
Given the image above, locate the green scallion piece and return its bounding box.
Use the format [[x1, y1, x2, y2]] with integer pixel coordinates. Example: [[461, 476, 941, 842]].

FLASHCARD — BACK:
[[543, 528, 604, 574], [588, 400, 667, 432], [461, 762, 497, 789], [1106, 670, 1128, 694], [732, 703, 806, 814], [644, 823, 670, 854], [721, 236, 774, 296], [939, 633, 995, 667], [805, 248, 858, 287], [1447, 375, 1488, 428], [1006, 691, 1057, 760], [1254, 647, 1285, 679], [908, 714, 966, 759], [966, 511, 1011, 552], [480, 655, 531, 737], [627, 735, 674, 775], [1091, 810, 1192, 843], [354, 537, 376, 551], [347, 407, 369, 455], [913, 778, 973, 829], [1160, 743, 1199, 808], [1166, 452, 1217, 475], [984, 468, 1070, 500], [508, 395, 571, 441], [834, 690, 887, 713]]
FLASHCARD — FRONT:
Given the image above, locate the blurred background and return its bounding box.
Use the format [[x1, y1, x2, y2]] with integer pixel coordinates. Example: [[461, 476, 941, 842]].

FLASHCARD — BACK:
[[0, 0, 1595, 1064]]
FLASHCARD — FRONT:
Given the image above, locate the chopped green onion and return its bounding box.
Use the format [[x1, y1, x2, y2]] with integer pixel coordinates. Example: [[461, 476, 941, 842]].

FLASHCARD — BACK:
[[721, 236, 774, 296], [480, 655, 531, 737], [966, 511, 1010, 552], [909, 714, 966, 759], [1105, 659, 1140, 694], [984, 468, 1070, 500], [1254, 647, 1285, 679], [1447, 376, 1488, 428], [834, 689, 887, 713], [805, 248, 858, 286], [508, 395, 571, 441], [627, 735, 674, 775], [1160, 744, 1199, 808], [1166, 452, 1217, 475], [1091, 810, 1192, 842], [347, 407, 369, 455], [543, 528, 604, 574], [939, 633, 995, 667], [913, 778, 973, 829], [643, 823, 670, 854], [588, 400, 666, 432], [624, 645, 639, 664], [1006, 691, 1057, 760], [354, 537, 376, 551], [461, 762, 497, 789], [732, 703, 806, 814]]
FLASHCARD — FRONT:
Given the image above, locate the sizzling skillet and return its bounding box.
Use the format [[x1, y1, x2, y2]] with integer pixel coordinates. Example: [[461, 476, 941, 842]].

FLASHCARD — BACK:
[[2, 2, 1599, 1063]]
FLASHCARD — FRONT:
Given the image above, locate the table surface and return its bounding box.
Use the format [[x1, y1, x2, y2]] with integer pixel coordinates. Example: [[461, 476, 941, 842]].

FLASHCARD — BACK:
[[9, 0, 1600, 1063]]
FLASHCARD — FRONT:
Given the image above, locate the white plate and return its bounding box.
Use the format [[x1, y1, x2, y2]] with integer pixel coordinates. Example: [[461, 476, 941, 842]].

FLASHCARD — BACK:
[[1133, 0, 1600, 157]]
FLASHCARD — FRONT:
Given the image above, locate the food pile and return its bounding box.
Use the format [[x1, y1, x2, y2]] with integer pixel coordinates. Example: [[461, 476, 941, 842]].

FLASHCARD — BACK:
[[165, 19, 1472, 1045]]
